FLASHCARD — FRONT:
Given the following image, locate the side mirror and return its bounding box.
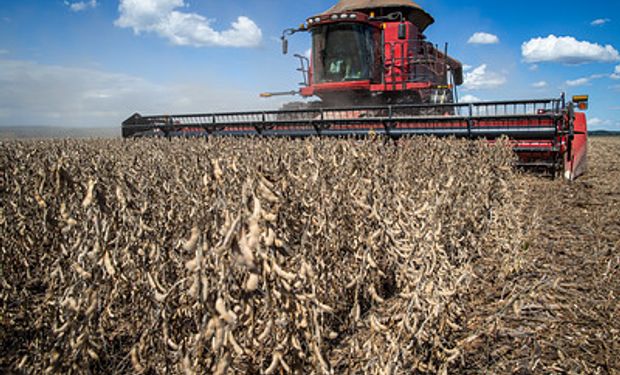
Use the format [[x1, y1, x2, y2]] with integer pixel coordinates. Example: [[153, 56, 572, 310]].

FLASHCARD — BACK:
[[398, 23, 407, 40], [282, 38, 289, 55]]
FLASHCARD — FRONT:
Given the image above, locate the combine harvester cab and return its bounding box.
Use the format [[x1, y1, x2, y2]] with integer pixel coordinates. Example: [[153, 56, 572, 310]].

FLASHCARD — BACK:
[[274, 0, 464, 107], [121, 0, 589, 180]]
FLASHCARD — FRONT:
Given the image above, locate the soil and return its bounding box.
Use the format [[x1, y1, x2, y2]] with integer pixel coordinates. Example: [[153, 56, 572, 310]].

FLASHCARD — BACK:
[[458, 137, 620, 373]]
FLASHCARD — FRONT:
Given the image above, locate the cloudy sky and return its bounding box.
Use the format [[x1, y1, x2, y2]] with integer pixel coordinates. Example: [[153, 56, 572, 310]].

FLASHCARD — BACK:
[[0, 0, 619, 130]]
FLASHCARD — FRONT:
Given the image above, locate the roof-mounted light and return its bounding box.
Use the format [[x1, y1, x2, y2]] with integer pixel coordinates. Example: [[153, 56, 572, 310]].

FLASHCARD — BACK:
[[340, 14, 349, 19], [307, 18, 314, 24], [331, 14, 339, 20], [349, 14, 357, 19], [314, 17, 321, 23]]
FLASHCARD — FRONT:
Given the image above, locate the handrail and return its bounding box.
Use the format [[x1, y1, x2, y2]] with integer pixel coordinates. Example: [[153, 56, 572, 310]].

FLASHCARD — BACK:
[[122, 97, 569, 142], [127, 98, 563, 121]]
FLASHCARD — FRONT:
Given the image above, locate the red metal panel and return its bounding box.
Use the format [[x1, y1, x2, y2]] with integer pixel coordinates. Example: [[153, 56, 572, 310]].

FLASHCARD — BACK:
[[565, 112, 588, 180], [384, 22, 412, 85], [573, 111, 587, 134], [300, 87, 314, 97]]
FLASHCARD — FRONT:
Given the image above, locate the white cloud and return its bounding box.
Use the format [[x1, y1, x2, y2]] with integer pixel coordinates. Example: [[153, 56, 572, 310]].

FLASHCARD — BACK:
[[460, 94, 481, 103], [0, 58, 274, 127], [65, 0, 97, 12], [589, 118, 620, 129], [463, 64, 506, 90], [565, 78, 590, 87], [588, 118, 602, 126], [115, 0, 262, 48], [565, 74, 606, 87], [467, 32, 500, 45], [522, 35, 620, 64], [611, 65, 620, 80], [589, 117, 611, 127], [591, 18, 610, 26], [532, 81, 548, 88]]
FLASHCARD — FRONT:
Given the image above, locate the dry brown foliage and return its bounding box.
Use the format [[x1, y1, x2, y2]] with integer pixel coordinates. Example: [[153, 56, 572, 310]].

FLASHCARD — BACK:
[[0, 137, 617, 374]]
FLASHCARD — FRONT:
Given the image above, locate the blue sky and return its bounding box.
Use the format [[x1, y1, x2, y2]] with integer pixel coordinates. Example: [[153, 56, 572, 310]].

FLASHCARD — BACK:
[[0, 0, 619, 130]]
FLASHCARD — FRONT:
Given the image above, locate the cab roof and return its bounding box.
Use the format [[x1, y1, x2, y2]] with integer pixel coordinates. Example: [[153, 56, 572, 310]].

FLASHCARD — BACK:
[[321, 0, 434, 31]]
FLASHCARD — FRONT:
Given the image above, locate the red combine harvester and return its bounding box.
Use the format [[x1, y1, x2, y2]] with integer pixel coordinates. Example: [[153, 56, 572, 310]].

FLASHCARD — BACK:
[[122, 0, 588, 179]]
